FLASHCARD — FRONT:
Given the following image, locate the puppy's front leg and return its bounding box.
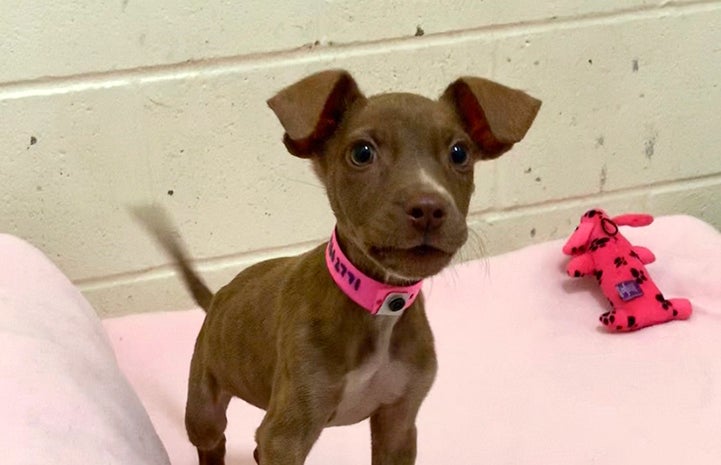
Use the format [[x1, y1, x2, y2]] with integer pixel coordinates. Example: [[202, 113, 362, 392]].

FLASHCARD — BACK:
[[255, 365, 342, 464], [370, 394, 426, 465]]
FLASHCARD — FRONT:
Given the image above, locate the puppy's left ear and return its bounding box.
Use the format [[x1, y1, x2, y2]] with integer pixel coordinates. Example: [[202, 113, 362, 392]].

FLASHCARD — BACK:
[[442, 77, 541, 159]]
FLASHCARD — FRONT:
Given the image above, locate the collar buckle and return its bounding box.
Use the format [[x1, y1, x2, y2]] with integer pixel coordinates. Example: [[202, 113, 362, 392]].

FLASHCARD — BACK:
[[375, 292, 415, 316]]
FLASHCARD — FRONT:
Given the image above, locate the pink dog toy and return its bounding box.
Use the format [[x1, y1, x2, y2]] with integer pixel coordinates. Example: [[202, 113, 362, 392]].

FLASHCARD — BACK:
[[563, 209, 692, 332]]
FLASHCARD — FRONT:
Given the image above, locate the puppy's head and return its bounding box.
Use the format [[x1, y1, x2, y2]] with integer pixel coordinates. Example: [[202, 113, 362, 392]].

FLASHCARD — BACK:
[[268, 70, 541, 280]]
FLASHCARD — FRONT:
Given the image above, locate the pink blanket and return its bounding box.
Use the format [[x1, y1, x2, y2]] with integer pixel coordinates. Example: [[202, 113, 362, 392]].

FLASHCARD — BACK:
[[103, 215, 721, 464]]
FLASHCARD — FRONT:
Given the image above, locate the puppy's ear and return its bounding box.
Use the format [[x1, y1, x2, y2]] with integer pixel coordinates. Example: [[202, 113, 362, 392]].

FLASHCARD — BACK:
[[267, 70, 364, 158], [442, 77, 541, 159]]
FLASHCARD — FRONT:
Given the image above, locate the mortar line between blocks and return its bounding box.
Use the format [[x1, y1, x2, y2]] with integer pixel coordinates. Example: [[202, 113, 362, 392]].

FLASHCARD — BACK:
[[1, 0, 720, 100], [75, 236, 325, 291], [478, 172, 721, 221]]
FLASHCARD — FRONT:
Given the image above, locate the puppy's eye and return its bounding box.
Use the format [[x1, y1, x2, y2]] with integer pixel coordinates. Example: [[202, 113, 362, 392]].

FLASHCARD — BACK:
[[349, 143, 375, 166], [449, 143, 469, 166]]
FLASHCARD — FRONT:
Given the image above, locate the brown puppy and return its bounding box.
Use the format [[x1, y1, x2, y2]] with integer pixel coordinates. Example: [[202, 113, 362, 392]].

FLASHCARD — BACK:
[[142, 70, 540, 465]]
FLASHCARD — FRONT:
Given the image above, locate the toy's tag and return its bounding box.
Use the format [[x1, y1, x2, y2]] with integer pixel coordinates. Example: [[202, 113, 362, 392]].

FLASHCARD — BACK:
[[616, 280, 644, 302]]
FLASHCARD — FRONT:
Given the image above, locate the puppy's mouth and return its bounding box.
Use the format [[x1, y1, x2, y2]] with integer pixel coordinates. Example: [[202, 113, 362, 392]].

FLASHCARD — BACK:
[[370, 242, 453, 258], [407, 244, 450, 258], [368, 243, 455, 279]]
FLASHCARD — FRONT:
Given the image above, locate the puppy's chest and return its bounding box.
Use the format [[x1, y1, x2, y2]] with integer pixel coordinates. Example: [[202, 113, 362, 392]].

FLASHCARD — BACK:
[[328, 341, 411, 426]]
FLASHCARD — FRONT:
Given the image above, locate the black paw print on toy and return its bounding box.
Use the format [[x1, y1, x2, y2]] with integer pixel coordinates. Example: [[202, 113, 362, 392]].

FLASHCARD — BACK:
[[593, 269, 603, 283], [655, 293, 679, 316], [570, 245, 586, 254], [589, 237, 610, 252], [607, 298, 616, 309], [600, 310, 637, 330], [629, 250, 640, 261], [630, 268, 648, 285], [614, 256, 628, 268], [600, 310, 616, 326]]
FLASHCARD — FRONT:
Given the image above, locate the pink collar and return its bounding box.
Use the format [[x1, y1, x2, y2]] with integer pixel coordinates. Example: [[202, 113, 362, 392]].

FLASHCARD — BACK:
[[325, 229, 423, 315]]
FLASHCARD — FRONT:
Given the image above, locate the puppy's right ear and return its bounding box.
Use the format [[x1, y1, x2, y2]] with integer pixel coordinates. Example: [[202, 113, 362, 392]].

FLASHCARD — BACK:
[[267, 70, 364, 158]]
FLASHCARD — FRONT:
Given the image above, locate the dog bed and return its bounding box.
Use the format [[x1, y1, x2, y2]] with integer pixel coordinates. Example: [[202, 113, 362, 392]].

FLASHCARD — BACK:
[[3, 215, 721, 464]]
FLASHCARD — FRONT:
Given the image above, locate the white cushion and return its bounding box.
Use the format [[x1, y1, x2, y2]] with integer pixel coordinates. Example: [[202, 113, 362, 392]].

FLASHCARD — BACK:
[[0, 234, 170, 465]]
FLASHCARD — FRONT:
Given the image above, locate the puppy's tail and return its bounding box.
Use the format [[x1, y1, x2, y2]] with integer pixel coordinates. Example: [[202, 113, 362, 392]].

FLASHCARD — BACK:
[[131, 206, 213, 312]]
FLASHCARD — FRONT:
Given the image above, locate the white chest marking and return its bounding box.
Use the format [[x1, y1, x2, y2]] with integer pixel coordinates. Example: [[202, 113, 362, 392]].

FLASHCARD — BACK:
[[328, 320, 410, 426]]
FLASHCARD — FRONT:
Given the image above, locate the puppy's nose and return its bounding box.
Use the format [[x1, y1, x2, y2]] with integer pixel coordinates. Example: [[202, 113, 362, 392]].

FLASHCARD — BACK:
[[405, 194, 448, 232]]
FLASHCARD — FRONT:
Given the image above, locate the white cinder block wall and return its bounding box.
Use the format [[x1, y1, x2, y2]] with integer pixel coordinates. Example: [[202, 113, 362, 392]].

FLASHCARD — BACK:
[[2, 1, 720, 317]]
